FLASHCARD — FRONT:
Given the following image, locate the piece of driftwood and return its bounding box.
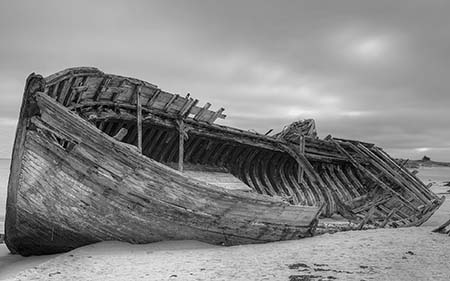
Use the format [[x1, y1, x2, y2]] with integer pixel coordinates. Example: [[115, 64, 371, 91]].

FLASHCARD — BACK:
[[4, 67, 444, 256], [433, 217, 450, 234]]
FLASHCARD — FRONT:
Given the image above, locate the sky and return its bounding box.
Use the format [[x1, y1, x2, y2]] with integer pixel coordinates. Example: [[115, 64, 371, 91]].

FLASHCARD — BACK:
[[0, 0, 449, 161]]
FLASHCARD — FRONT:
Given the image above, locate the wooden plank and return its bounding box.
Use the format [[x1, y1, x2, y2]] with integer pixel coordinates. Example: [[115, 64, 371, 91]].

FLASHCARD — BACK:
[[178, 120, 185, 172], [93, 77, 110, 101], [298, 135, 305, 183], [380, 208, 397, 228], [163, 94, 179, 111], [136, 86, 143, 153], [193, 102, 211, 121], [207, 108, 225, 123], [355, 143, 429, 204], [331, 139, 420, 213], [146, 89, 161, 107], [357, 204, 376, 230]]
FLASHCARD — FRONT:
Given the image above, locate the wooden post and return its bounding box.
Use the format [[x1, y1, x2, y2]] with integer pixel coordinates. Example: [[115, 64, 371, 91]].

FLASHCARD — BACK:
[[178, 119, 184, 172], [298, 134, 305, 183], [136, 85, 143, 153]]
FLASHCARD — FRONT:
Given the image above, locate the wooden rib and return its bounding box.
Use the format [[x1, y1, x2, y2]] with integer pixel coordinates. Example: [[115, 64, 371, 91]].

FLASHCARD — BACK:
[[58, 77, 75, 105], [231, 145, 251, 176], [151, 130, 170, 159], [162, 94, 179, 112], [357, 204, 376, 230], [146, 89, 161, 107], [184, 137, 203, 162], [122, 123, 137, 145], [62, 76, 81, 106], [170, 134, 193, 163], [158, 131, 178, 163], [284, 161, 308, 205], [210, 142, 227, 166], [190, 139, 207, 164], [373, 147, 437, 201], [178, 120, 185, 172], [319, 166, 342, 215], [335, 165, 360, 197], [286, 160, 314, 206], [165, 135, 181, 164], [380, 208, 398, 228], [281, 160, 307, 204], [344, 166, 366, 194], [277, 159, 299, 202], [327, 165, 354, 203], [216, 144, 234, 167], [298, 161, 323, 206], [136, 86, 143, 153], [258, 152, 279, 197], [249, 151, 270, 195], [378, 204, 406, 221], [48, 83, 60, 98], [266, 153, 285, 195], [297, 135, 305, 183], [93, 77, 109, 101], [153, 131, 172, 162], [331, 139, 420, 212], [144, 129, 165, 157], [193, 102, 211, 121], [199, 141, 219, 165], [270, 154, 292, 198], [239, 149, 260, 193], [354, 143, 428, 204], [180, 99, 199, 117], [207, 108, 225, 124], [280, 159, 300, 204], [102, 120, 115, 136]]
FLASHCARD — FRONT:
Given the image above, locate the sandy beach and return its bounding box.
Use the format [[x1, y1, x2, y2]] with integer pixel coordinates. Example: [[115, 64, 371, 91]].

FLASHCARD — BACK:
[[1, 166, 450, 281]]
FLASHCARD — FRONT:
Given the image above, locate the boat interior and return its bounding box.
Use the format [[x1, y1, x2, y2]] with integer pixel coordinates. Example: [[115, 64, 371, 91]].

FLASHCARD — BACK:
[[39, 67, 444, 228]]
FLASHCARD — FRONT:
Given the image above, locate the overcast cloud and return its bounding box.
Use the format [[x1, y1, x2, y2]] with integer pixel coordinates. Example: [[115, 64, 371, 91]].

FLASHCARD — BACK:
[[0, 0, 449, 160]]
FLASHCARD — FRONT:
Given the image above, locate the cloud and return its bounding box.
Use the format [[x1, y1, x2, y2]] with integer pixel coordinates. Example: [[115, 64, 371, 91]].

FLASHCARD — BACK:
[[0, 0, 449, 160]]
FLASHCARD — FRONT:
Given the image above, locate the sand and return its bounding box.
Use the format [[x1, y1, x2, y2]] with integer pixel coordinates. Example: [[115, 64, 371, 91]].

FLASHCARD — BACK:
[[2, 228, 450, 281], [1, 166, 449, 281]]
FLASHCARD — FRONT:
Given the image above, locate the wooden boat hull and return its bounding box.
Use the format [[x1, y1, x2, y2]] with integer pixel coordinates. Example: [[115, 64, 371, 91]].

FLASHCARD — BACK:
[[5, 75, 320, 256], [5, 68, 445, 255]]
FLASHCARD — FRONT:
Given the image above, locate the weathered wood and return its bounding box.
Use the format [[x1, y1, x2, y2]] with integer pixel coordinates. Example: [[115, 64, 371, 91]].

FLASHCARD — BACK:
[[5, 67, 444, 255], [357, 204, 376, 230], [177, 119, 185, 172], [113, 127, 128, 141], [136, 86, 143, 153], [298, 135, 305, 183], [331, 139, 420, 213], [6, 90, 321, 255], [380, 208, 397, 228], [193, 102, 211, 121]]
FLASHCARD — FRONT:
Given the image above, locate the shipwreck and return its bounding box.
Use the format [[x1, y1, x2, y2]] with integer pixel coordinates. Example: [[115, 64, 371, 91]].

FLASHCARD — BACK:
[[4, 67, 444, 256]]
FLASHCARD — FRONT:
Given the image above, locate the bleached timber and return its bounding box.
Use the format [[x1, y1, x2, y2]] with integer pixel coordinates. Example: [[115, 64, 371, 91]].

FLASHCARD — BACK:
[[4, 67, 444, 256]]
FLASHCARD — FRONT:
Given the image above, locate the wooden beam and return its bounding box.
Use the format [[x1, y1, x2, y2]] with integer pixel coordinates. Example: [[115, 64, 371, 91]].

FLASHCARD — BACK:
[[180, 99, 199, 117], [136, 85, 143, 153], [331, 138, 420, 212], [163, 94, 179, 111], [193, 102, 211, 121], [380, 208, 397, 228], [207, 107, 225, 123], [298, 135, 305, 183], [177, 119, 185, 172], [146, 89, 161, 107]]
